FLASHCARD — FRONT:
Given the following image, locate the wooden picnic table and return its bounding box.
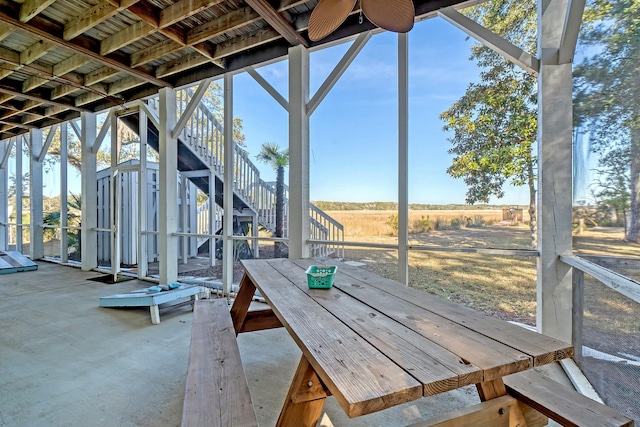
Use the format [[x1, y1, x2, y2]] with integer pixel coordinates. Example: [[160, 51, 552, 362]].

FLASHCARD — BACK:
[[232, 258, 574, 427]]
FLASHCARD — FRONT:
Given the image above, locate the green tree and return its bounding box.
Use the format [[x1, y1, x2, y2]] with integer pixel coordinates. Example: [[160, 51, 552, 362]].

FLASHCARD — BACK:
[[200, 81, 246, 148], [440, 0, 538, 245], [592, 146, 630, 229], [256, 143, 289, 258], [574, 0, 640, 241]]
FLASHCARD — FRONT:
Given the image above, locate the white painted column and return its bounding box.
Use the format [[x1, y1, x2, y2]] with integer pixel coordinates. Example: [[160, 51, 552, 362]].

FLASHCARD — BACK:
[[537, 0, 574, 342], [110, 111, 120, 278], [288, 45, 311, 259], [398, 33, 409, 285], [209, 169, 215, 267], [60, 123, 68, 263], [81, 113, 98, 270], [15, 136, 23, 253], [159, 87, 179, 284], [222, 73, 234, 295], [180, 173, 188, 264], [189, 182, 197, 257], [0, 140, 8, 250], [29, 129, 44, 260], [138, 108, 149, 278]]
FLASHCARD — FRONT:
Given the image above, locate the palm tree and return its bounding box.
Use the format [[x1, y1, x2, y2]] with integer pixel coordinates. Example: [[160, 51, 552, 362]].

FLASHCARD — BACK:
[[256, 143, 288, 258]]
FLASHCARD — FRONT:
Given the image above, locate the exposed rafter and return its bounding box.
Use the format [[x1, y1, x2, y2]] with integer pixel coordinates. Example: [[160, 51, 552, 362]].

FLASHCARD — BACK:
[[0, 7, 171, 88], [19, 0, 57, 23], [245, 0, 309, 47]]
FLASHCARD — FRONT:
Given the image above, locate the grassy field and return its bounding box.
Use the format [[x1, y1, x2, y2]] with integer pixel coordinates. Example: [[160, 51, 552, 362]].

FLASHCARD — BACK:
[[328, 210, 640, 335], [326, 209, 531, 239]]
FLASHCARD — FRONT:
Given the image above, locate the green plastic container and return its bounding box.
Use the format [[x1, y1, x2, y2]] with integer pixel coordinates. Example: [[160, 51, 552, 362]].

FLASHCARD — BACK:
[[305, 265, 338, 289]]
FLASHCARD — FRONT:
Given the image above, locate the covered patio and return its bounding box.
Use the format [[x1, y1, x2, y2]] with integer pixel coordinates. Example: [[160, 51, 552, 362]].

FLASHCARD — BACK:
[[1, 261, 511, 426], [0, 0, 638, 425]]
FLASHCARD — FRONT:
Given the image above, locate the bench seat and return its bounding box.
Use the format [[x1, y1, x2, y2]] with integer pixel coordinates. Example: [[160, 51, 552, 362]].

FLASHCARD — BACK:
[[182, 299, 258, 427], [504, 368, 634, 427]]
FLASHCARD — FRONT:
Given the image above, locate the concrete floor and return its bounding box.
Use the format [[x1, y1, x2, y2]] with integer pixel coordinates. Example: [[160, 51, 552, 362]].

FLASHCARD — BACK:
[[1, 262, 561, 427]]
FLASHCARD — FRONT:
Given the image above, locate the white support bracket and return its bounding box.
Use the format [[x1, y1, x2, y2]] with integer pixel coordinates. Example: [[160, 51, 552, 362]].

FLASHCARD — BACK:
[[0, 137, 15, 170], [307, 31, 372, 116], [181, 169, 211, 178], [139, 100, 160, 129], [438, 8, 540, 76], [69, 120, 81, 140], [91, 108, 114, 154], [172, 78, 212, 138], [558, 0, 586, 64], [245, 67, 289, 111], [37, 123, 59, 162]]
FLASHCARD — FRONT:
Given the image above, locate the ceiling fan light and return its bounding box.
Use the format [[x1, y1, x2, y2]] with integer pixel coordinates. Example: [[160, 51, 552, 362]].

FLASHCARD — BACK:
[[308, 0, 357, 41], [362, 0, 415, 33]]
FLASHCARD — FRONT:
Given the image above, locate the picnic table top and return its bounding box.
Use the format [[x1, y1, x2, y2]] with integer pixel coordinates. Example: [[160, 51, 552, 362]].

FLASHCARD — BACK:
[[240, 258, 573, 418]]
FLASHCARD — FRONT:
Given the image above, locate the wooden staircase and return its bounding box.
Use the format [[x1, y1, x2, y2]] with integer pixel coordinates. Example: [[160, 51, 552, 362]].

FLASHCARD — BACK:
[[120, 88, 344, 257]]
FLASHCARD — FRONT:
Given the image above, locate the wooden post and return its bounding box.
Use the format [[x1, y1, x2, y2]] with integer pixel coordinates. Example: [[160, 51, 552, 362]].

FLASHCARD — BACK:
[[60, 123, 68, 263], [537, 0, 575, 343], [0, 139, 8, 250], [222, 73, 234, 295], [159, 87, 179, 284], [81, 112, 98, 270], [15, 136, 22, 253], [572, 269, 584, 361], [138, 107, 149, 278], [29, 129, 44, 260], [398, 32, 409, 285], [288, 45, 310, 259], [110, 110, 120, 280]]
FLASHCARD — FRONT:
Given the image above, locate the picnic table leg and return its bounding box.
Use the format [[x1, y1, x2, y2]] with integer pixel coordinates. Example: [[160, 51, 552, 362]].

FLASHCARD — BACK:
[[476, 378, 546, 427], [230, 273, 256, 334], [476, 378, 507, 401], [150, 305, 160, 324], [276, 356, 329, 427]]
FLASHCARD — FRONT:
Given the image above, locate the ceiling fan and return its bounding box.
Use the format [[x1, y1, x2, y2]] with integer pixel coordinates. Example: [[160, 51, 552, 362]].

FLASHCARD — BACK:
[[307, 0, 415, 41]]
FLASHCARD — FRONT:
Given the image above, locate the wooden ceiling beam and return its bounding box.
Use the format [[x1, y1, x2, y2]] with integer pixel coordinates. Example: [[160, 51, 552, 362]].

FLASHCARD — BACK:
[[0, 40, 53, 83], [53, 55, 91, 76], [130, 39, 182, 68], [0, 9, 171, 88], [0, 84, 88, 112], [0, 119, 37, 130], [245, 0, 308, 47], [63, 0, 140, 41], [20, 40, 54, 65], [84, 67, 120, 86], [213, 28, 281, 60], [19, 0, 57, 23], [100, 20, 155, 55], [0, 99, 44, 122], [187, 7, 261, 45], [0, 22, 12, 41], [159, 0, 226, 28], [156, 51, 210, 78]]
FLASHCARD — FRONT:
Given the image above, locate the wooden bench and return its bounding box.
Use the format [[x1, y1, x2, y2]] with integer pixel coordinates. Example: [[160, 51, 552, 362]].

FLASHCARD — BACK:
[[182, 299, 258, 427], [409, 368, 634, 427], [503, 369, 634, 427]]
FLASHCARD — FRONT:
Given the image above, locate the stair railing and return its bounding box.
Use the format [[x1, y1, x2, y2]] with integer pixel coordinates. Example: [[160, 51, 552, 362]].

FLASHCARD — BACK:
[[150, 88, 343, 256]]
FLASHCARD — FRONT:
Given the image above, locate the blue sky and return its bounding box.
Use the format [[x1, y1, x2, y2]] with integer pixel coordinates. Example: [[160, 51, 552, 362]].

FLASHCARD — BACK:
[[33, 16, 533, 205], [234, 17, 532, 205]]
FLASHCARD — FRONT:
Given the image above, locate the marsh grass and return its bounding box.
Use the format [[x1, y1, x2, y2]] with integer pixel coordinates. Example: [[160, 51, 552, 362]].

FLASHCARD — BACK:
[[331, 211, 640, 332]]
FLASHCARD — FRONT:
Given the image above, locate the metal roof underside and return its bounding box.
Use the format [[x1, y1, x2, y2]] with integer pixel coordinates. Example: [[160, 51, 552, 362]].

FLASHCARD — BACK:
[[0, 0, 474, 140]]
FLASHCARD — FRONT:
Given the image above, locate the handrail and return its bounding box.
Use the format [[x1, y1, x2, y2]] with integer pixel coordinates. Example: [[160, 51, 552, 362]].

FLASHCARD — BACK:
[[149, 89, 344, 256], [560, 255, 640, 303]]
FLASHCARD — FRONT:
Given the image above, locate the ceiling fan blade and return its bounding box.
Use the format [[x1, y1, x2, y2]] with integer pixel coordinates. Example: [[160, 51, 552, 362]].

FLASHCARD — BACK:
[[362, 0, 415, 33], [308, 0, 357, 41]]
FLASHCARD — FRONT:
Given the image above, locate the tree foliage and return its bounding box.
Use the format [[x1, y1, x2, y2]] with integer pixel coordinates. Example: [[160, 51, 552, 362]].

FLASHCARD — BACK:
[[574, 0, 640, 241], [440, 0, 538, 244], [256, 143, 288, 258]]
